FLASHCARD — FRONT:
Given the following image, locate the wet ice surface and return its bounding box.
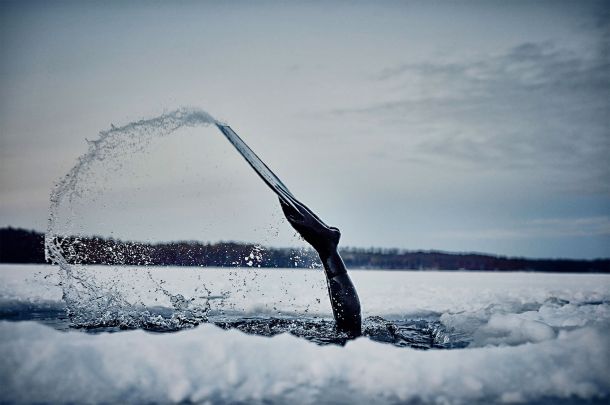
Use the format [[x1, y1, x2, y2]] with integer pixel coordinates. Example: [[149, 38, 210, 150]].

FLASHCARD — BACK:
[[1, 265, 609, 404]]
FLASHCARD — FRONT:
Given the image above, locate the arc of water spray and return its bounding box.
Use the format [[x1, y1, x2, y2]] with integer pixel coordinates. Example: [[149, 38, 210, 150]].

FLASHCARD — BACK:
[[43, 107, 323, 327], [46, 108, 217, 265], [46, 108, 307, 266]]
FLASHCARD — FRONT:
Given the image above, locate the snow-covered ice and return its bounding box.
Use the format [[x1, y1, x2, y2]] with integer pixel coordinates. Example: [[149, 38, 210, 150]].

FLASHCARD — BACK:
[[1, 264, 609, 404]]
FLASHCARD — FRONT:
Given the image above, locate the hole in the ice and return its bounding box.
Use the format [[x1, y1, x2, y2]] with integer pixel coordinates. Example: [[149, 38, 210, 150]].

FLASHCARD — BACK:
[[0, 301, 469, 349]]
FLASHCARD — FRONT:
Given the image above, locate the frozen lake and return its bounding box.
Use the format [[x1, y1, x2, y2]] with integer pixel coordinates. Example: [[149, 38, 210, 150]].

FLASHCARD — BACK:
[[1, 264, 609, 404]]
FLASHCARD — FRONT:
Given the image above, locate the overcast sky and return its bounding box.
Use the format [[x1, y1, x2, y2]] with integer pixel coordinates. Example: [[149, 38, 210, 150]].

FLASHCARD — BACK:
[[1, 0, 609, 259]]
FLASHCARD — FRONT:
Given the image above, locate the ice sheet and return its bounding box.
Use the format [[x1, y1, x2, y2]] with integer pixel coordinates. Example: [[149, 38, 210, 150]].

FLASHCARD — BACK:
[[1, 265, 609, 404]]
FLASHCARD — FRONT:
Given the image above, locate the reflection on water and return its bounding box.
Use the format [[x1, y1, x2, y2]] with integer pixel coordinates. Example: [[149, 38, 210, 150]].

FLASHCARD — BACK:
[[0, 301, 468, 349]]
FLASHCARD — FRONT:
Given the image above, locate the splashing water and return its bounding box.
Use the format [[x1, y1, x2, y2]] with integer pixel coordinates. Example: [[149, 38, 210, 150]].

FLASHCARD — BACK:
[[41, 108, 461, 349], [45, 108, 220, 329]]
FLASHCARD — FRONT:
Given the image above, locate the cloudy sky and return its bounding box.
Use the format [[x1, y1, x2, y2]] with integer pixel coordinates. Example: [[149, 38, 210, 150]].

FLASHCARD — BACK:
[[1, 0, 609, 259]]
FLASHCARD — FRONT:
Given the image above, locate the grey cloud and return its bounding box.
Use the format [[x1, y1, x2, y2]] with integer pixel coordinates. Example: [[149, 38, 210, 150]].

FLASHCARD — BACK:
[[375, 41, 608, 94], [333, 41, 610, 193]]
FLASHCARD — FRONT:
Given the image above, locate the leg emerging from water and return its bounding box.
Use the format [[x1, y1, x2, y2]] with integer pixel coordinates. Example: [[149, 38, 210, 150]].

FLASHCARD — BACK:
[[279, 198, 361, 336], [322, 251, 361, 336]]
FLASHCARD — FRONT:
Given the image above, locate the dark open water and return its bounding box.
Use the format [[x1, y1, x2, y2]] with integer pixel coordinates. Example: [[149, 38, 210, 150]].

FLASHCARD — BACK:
[[0, 299, 468, 349]]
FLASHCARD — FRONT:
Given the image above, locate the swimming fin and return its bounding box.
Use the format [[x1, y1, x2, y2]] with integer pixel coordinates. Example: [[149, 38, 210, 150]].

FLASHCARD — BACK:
[[216, 123, 306, 215]]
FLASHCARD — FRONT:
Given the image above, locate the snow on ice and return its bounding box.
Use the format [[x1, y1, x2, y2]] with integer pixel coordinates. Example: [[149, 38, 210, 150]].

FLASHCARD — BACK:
[[1, 265, 609, 404]]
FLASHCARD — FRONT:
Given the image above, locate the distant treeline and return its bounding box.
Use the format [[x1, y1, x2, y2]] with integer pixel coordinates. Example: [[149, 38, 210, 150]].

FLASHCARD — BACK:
[[1, 227, 609, 272]]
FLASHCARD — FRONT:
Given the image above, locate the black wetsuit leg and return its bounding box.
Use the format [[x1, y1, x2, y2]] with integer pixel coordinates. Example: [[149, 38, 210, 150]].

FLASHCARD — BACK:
[[321, 250, 361, 337], [279, 198, 362, 336]]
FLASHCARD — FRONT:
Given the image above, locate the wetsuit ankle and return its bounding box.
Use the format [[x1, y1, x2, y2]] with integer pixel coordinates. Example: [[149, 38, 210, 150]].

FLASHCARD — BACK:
[[320, 249, 347, 278]]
